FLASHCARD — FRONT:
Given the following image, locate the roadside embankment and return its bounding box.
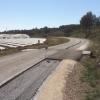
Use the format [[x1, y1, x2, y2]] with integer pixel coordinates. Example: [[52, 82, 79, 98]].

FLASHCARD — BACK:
[[34, 59, 77, 100]]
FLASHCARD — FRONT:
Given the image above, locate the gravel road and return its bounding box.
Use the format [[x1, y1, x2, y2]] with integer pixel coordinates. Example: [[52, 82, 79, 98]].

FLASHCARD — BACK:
[[0, 37, 81, 86], [0, 37, 89, 100]]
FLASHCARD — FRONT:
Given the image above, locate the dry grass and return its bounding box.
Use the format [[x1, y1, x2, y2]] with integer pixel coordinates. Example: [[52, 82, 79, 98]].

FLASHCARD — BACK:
[[44, 37, 69, 46], [63, 63, 90, 100]]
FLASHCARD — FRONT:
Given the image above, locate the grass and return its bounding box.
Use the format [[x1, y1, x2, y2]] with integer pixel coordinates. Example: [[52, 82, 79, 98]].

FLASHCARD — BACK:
[[82, 58, 100, 87], [86, 89, 100, 100], [70, 26, 100, 100], [80, 33, 100, 100], [44, 37, 69, 46], [0, 37, 69, 57]]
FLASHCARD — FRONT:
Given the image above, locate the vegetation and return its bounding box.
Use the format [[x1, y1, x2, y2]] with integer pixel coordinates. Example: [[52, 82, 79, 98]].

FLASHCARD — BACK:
[[80, 12, 96, 38], [44, 37, 69, 46], [81, 39, 100, 100], [79, 12, 100, 100]]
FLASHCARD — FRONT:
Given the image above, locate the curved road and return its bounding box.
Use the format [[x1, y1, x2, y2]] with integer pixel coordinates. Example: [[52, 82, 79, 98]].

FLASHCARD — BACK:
[[0, 38, 89, 100]]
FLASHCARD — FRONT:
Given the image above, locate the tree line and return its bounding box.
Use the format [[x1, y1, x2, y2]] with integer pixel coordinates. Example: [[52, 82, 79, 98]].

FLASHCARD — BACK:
[[0, 25, 79, 37], [0, 11, 100, 38], [80, 12, 100, 38]]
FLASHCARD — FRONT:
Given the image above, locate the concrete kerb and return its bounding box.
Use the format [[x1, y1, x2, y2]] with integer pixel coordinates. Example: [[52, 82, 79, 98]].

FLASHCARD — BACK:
[[0, 58, 45, 88]]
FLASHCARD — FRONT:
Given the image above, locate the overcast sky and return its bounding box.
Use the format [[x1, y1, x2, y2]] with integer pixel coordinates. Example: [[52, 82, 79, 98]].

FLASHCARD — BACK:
[[0, 0, 99, 31]]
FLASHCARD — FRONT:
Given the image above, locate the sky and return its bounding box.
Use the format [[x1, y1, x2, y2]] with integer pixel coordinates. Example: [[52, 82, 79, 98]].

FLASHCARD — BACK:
[[0, 0, 99, 31]]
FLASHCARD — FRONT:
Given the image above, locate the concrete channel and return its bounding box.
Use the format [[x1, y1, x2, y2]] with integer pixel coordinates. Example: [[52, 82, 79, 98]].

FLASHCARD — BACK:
[[0, 59, 61, 100]]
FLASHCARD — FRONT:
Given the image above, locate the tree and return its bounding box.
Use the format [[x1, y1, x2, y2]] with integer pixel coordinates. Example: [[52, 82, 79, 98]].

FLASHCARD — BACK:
[[80, 12, 96, 38], [41, 26, 50, 37], [96, 17, 100, 26]]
